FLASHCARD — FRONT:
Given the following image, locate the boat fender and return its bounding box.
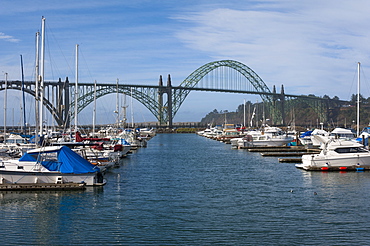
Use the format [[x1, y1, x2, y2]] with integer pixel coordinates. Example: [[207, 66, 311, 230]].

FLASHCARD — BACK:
[[114, 144, 123, 152]]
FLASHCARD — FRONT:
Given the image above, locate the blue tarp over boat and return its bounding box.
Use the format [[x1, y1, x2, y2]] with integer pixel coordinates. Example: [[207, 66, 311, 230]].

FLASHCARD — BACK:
[[299, 130, 313, 138], [19, 146, 100, 174]]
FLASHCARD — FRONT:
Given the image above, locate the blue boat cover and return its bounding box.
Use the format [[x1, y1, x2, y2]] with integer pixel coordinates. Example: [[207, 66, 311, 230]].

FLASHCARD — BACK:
[[299, 130, 313, 138], [356, 137, 369, 146], [19, 146, 100, 174]]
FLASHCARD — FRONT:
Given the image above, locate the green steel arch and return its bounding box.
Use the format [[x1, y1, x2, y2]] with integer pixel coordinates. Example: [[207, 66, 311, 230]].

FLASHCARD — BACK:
[[74, 60, 275, 125], [0, 86, 63, 126], [72, 60, 326, 126], [72, 85, 160, 121], [167, 60, 274, 121]]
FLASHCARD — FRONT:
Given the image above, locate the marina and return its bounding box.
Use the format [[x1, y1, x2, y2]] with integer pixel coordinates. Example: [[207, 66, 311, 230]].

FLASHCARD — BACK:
[[1, 133, 370, 245], [1, 4, 370, 245]]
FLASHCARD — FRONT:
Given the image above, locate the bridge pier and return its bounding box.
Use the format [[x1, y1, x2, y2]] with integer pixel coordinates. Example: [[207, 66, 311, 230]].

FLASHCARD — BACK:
[[157, 74, 173, 127], [64, 78, 70, 128], [166, 74, 173, 128], [158, 75, 164, 125], [280, 85, 285, 126]]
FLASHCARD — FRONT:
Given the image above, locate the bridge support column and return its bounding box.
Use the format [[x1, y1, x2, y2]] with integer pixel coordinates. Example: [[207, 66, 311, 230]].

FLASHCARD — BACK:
[[167, 74, 173, 128], [280, 84, 285, 125], [57, 78, 63, 127], [64, 77, 70, 128], [158, 75, 165, 126], [272, 85, 277, 126]]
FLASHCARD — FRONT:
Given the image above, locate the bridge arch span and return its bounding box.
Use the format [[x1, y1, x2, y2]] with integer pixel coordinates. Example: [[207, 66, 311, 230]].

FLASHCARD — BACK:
[[0, 86, 63, 126], [170, 60, 273, 120]]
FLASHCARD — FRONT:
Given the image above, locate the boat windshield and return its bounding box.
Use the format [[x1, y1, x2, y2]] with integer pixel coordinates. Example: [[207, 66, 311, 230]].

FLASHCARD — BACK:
[[334, 147, 368, 154]]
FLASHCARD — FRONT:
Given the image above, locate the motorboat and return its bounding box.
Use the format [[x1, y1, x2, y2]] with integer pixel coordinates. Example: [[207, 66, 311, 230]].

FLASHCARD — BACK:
[[309, 128, 355, 148], [75, 131, 131, 159], [0, 134, 37, 158], [235, 126, 294, 147], [216, 129, 243, 143], [137, 128, 156, 138], [310, 128, 329, 147], [296, 135, 370, 171], [355, 127, 370, 146], [298, 130, 313, 146], [0, 146, 106, 186]]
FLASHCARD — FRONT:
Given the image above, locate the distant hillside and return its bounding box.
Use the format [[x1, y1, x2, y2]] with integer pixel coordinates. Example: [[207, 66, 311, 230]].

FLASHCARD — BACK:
[[200, 94, 370, 130]]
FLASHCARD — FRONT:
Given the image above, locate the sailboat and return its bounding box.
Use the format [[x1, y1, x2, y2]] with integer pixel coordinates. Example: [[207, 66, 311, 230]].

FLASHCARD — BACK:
[[0, 145, 104, 186], [296, 62, 370, 171], [0, 17, 106, 188]]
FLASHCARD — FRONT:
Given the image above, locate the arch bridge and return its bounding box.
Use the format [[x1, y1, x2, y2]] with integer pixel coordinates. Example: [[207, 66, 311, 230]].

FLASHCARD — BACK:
[[0, 60, 334, 128]]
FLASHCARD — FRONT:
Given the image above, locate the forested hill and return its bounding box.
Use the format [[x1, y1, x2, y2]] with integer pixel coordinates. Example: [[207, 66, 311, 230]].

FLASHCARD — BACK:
[[200, 94, 370, 129]]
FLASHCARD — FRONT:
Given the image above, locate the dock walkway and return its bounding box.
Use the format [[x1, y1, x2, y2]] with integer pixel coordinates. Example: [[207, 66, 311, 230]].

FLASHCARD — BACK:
[[240, 146, 320, 163], [0, 183, 86, 191]]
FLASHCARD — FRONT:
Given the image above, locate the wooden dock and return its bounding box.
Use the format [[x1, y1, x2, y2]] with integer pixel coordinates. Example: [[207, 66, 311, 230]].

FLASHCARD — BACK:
[[0, 183, 86, 191]]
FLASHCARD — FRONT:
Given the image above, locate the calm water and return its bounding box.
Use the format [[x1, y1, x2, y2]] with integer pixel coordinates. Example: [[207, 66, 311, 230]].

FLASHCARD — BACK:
[[1, 133, 370, 245]]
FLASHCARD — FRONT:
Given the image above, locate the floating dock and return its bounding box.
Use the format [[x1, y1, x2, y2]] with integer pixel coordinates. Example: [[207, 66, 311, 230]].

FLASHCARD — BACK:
[[239, 146, 292, 150], [261, 152, 309, 157], [0, 183, 86, 191], [246, 146, 320, 153], [278, 158, 302, 163], [241, 146, 320, 163]]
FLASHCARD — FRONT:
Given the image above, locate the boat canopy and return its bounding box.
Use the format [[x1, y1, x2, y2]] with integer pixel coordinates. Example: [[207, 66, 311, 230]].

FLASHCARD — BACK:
[[19, 146, 100, 174]]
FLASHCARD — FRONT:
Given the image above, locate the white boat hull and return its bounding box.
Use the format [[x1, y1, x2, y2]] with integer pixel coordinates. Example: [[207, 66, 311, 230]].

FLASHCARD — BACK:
[[0, 170, 101, 186], [298, 153, 370, 171], [239, 138, 293, 147]]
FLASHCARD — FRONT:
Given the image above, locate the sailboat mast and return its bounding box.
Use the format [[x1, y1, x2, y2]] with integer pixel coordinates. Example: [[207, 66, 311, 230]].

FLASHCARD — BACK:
[[39, 17, 45, 139], [3, 72, 7, 143], [35, 31, 40, 144], [122, 93, 127, 129], [116, 78, 119, 128], [131, 87, 134, 128], [93, 80, 96, 136], [20, 55, 27, 135], [357, 62, 360, 137], [243, 99, 246, 127], [74, 44, 79, 134]]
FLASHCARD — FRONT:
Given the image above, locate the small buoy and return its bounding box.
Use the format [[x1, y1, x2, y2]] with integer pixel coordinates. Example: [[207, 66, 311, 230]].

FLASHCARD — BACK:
[[356, 167, 365, 171], [290, 189, 294, 193], [321, 167, 329, 171], [339, 167, 347, 170]]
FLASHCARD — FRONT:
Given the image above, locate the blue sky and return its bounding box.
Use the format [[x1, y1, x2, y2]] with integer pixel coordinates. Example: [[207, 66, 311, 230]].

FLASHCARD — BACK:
[[1, 0, 370, 126]]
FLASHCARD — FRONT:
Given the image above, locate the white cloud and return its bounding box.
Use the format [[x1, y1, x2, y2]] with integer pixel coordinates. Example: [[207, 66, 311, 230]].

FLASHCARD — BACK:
[[0, 32, 20, 43], [173, 1, 370, 100], [3, 0, 370, 124]]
